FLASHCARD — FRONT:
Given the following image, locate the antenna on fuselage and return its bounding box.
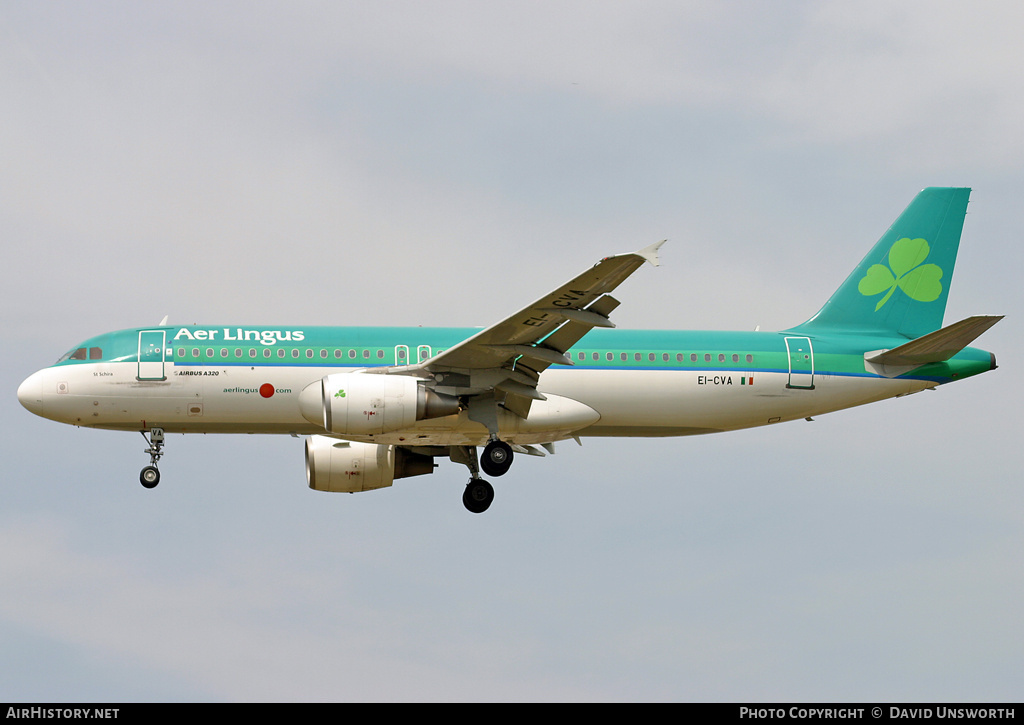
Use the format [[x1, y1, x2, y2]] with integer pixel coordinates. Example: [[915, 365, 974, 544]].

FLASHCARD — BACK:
[[158, 315, 169, 326]]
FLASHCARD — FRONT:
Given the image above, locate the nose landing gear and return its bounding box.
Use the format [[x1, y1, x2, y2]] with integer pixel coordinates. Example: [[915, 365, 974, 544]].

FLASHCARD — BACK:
[[139, 428, 164, 489]]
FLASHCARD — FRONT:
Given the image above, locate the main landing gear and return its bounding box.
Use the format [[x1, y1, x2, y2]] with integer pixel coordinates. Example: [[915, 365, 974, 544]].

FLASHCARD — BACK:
[[453, 443, 508, 514], [463, 479, 494, 514], [464, 396, 513, 501], [480, 439, 513, 477], [139, 428, 164, 489]]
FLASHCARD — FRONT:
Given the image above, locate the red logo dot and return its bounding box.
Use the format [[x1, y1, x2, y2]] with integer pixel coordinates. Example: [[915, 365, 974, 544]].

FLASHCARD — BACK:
[[259, 383, 275, 398]]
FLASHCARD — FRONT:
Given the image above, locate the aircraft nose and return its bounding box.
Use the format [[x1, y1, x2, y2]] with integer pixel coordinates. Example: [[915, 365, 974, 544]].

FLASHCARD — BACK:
[[17, 370, 45, 416]]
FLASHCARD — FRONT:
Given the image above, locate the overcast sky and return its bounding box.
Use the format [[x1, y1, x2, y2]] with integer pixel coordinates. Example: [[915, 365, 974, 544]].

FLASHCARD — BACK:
[[2, 1, 1021, 702]]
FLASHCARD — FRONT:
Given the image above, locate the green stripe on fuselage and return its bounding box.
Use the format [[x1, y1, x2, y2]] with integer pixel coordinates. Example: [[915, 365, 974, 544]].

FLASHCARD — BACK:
[[51, 325, 993, 385]]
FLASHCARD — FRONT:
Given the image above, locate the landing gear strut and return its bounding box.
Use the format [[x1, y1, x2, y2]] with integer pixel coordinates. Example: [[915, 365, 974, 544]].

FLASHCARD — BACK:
[[452, 445, 495, 514], [140, 428, 164, 489], [467, 394, 514, 480]]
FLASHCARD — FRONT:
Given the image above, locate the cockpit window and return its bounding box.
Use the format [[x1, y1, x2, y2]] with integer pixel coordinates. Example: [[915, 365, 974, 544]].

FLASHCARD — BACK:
[[56, 346, 103, 364], [57, 347, 87, 363]]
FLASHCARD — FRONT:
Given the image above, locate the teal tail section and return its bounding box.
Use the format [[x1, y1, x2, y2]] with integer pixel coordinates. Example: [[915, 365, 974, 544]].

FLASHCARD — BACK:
[[794, 187, 971, 339]]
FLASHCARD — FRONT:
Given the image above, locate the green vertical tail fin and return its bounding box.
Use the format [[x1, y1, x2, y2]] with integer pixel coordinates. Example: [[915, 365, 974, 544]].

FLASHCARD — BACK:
[[793, 187, 971, 339]]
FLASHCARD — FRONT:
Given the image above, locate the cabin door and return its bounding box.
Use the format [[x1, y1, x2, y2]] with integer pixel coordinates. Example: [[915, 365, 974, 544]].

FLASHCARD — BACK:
[[138, 330, 166, 381], [785, 336, 815, 390]]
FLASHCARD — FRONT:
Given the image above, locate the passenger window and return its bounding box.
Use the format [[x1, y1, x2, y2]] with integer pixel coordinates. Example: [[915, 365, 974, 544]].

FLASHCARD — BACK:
[[335, 350, 342, 358], [292, 349, 299, 358], [691, 354, 697, 362], [704, 354, 711, 362], [377, 350, 384, 359], [732, 354, 739, 363], [363, 350, 370, 359], [235, 349, 243, 358], [606, 353, 613, 361], [349, 349, 356, 359], [192, 348, 200, 357], [676, 354, 684, 362], [249, 349, 257, 358], [206, 348, 215, 358], [634, 353, 641, 361], [746, 354, 753, 363], [278, 349, 285, 358], [178, 348, 186, 358], [306, 350, 313, 358], [649, 353, 656, 362], [321, 350, 328, 359], [592, 353, 599, 361], [220, 348, 228, 357], [264, 349, 272, 358]]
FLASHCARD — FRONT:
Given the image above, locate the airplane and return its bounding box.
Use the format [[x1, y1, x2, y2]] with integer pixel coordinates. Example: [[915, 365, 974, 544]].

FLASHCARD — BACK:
[[17, 188, 1001, 513]]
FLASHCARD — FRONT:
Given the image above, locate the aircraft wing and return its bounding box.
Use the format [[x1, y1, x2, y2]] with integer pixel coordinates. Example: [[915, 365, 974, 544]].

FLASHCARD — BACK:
[[398, 241, 665, 417]]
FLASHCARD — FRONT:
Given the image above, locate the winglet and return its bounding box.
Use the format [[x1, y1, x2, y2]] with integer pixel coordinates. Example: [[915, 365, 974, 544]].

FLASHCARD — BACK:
[[635, 240, 666, 267]]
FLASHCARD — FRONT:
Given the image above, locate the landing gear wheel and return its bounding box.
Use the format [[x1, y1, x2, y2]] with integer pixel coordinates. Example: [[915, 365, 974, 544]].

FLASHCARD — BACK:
[[480, 440, 513, 477], [140, 466, 160, 489], [463, 479, 494, 514], [140, 428, 165, 489]]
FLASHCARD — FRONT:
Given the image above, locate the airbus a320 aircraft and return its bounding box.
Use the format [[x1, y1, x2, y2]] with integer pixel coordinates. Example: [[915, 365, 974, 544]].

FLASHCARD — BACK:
[[18, 188, 1001, 513]]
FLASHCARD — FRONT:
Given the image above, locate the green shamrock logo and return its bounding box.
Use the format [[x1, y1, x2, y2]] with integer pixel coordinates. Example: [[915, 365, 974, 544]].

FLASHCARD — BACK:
[[858, 237, 943, 311], [334, 389, 346, 398]]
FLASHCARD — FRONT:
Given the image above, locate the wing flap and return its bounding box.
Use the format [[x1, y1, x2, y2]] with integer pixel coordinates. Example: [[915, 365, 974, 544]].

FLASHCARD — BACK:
[[500, 391, 534, 420], [538, 294, 622, 368]]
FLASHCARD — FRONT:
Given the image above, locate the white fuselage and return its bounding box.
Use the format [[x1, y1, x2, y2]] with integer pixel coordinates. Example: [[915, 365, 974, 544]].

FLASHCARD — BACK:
[[18, 358, 927, 446]]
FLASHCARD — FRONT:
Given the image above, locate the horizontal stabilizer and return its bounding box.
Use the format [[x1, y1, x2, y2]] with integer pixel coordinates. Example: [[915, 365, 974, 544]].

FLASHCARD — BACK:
[[867, 315, 1003, 366]]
